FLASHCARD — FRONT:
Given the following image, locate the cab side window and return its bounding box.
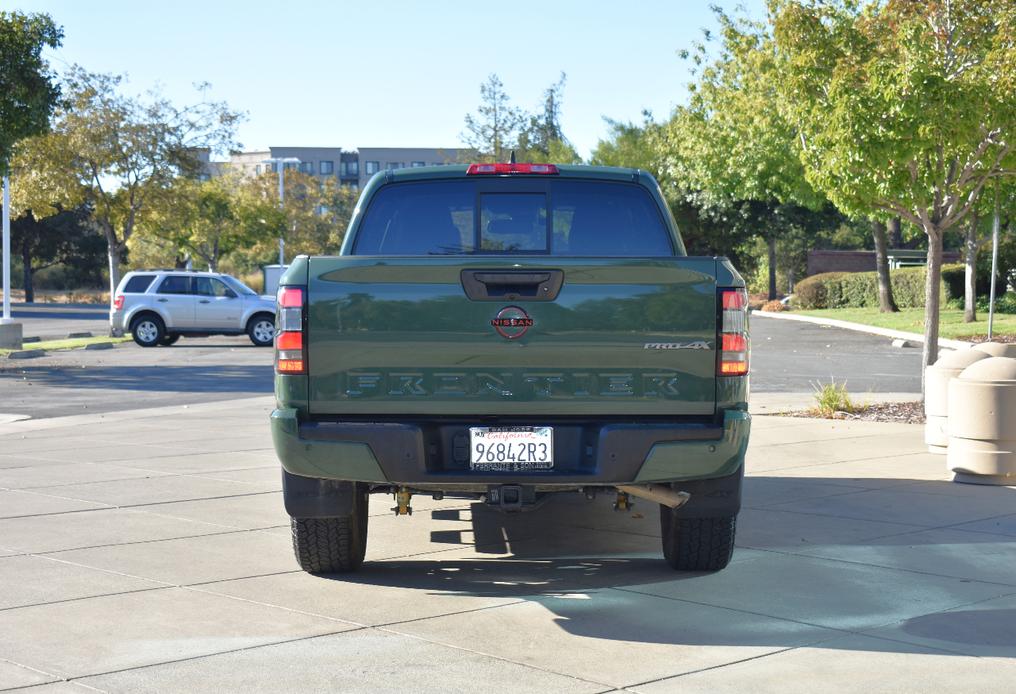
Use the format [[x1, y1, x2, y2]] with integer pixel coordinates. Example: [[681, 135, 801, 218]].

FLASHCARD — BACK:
[[157, 275, 191, 295]]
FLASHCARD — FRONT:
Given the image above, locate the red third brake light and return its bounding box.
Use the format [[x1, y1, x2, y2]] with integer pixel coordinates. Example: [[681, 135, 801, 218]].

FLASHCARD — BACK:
[[466, 163, 560, 175], [718, 288, 749, 377]]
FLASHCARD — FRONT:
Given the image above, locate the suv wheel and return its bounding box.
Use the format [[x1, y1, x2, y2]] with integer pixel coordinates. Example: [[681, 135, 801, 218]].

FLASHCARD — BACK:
[[247, 314, 275, 347], [291, 485, 369, 573], [660, 508, 736, 572], [130, 315, 165, 348]]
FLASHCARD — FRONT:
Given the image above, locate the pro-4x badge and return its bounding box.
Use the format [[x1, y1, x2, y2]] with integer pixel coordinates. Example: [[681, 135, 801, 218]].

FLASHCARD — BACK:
[[491, 306, 533, 340], [643, 341, 712, 350]]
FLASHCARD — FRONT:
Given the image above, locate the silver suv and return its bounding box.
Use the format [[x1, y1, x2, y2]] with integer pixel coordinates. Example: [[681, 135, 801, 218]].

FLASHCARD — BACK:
[[111, 270, 277, 347]]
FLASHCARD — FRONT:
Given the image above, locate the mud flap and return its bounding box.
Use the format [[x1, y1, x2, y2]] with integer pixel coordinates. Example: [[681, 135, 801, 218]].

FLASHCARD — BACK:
[[671, 464, 744, 519], [282, 469, 360, 518]]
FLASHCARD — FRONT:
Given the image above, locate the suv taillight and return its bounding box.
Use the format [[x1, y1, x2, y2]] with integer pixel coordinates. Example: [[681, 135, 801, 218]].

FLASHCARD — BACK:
[[113, 295, 124, 310], [718, 288, 749, 376], [276, 286, 306, 375]]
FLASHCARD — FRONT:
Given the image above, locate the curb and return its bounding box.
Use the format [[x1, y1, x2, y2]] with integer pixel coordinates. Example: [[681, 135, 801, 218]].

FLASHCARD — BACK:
[[752, 311, 975, 350], [5, 350, 46, 360]]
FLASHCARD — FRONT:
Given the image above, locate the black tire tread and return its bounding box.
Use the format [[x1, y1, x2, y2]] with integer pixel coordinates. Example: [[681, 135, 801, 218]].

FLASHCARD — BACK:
[[290, 490, 368, 573], [660, 512, 736, 571]]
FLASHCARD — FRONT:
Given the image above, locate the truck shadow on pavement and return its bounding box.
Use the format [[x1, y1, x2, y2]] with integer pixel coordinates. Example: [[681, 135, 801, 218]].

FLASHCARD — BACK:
[[336, 478, 1015, 656]]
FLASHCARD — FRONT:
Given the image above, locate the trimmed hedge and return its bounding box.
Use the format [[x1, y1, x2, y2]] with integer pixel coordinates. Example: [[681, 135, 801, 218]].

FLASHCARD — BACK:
[[793, 265, 953, 310], [793, 261, 1002, 310]]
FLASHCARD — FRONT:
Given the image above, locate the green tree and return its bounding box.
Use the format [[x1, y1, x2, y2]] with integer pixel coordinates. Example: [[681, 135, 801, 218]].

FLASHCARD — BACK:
[[462, 74, 526, 162], [517, 73, 582, 164], [142, 172, 251, 271], [11, 206, 102, 302], [0, 11, 62, 172], [11, 67, 241, 331], [773, 0, 1016, 379], [662, 8, 827, 300]]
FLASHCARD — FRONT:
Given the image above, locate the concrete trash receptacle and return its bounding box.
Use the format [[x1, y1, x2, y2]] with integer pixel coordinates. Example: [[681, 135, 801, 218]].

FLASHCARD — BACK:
[[947, 357, 1016, 486], [925, 349, 990, 453], [973, 342, 1016, 358]]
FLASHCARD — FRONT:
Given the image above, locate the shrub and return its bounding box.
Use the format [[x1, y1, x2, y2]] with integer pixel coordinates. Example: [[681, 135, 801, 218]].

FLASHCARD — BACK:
[[793, 272, 850, 309], [792, 266, 927, 309], [747, 292, 769, 311], [978, 292, 1016, 314], [761, 299, 787, 312], [812, 379, 856, 416]]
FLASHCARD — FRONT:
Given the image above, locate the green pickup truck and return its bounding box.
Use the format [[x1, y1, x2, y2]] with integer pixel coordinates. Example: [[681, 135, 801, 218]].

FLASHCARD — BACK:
[[271, 162, 750, 575]]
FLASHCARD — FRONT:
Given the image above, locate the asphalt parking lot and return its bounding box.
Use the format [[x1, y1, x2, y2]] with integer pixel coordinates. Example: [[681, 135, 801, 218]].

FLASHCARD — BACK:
[[0, 398, 1013, 692]]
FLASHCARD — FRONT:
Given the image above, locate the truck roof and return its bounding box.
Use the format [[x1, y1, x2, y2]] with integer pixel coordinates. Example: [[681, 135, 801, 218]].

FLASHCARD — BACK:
[[382, 164, 650, 185]]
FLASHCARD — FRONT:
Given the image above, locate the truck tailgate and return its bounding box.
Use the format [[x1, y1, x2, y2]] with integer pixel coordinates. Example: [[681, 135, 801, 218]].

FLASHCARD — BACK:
[[306, 256, 719, 417]]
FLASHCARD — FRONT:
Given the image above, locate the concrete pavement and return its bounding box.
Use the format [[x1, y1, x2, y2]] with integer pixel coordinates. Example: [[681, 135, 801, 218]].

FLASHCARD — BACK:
[[0, 397, 1013, 692]]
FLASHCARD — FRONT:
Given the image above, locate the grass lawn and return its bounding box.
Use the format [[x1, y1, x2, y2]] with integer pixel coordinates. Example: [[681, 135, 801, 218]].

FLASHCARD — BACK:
[[795, 307, 1016, 340], [0, 335, 132, 357]]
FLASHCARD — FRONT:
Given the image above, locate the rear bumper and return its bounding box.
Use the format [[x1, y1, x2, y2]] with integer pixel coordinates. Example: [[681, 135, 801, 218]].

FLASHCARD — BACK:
[[271, 408, 750, 486]]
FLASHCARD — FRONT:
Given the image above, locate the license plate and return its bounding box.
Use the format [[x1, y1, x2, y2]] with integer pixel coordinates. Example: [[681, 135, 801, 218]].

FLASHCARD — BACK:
[[469, 426, 553, 471]]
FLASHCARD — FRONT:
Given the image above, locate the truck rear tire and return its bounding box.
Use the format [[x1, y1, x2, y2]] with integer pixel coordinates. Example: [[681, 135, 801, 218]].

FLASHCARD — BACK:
[[660, 510, 736, 572], [290, 484, 369, 573]]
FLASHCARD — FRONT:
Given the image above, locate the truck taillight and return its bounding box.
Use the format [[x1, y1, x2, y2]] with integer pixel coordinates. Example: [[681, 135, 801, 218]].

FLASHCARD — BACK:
[[276, 286, 306, 375], [718, 289, 749, 377], [113, 295, 124, 310]]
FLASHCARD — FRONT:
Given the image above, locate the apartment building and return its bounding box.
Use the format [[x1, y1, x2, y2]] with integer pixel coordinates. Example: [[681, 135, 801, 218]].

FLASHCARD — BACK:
[[221, 146, 473, 189]]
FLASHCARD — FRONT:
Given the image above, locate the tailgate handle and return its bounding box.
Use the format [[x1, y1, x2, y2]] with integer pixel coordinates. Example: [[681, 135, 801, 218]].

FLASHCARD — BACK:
[[460, 269, 564, 301]]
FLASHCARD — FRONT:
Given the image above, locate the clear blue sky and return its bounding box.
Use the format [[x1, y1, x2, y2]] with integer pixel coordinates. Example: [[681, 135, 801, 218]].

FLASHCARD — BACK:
[[13, 0, 765, 160]]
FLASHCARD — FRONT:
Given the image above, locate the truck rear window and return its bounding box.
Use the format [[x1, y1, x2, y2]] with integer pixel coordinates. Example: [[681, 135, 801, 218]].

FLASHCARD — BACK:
[[353, 179, 674, 256]]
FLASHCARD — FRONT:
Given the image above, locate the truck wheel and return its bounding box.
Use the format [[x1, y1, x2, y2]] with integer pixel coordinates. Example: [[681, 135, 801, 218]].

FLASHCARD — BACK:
[[290, 485, 369, 573], [660, 510, 736, 571]]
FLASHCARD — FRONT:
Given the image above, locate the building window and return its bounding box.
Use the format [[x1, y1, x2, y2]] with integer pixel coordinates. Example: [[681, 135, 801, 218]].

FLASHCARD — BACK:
[[300, 161, 314, 174], [269, 163, 278, 173], [365, 161, 380, 175], [255, 164, 262, 175], [385, 162, 403, 170], [320, 160, 334, 175], [344, 161, 359, 176], [411, 161, 426, 168], [283, 162, 297, 171]]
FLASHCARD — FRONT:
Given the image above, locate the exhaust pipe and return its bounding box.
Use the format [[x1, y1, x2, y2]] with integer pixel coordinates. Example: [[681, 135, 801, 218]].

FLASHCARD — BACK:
[[617, 484, 690, 509]]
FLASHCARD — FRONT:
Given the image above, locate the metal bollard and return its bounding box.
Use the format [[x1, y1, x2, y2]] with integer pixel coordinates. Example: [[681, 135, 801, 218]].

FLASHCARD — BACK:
[[924, 349, 990, 453], [947, 357, 1016, 486]]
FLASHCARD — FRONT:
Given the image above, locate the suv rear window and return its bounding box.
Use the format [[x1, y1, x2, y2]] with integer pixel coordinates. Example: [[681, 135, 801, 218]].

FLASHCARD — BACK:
[[123, 274, 155, 293], [353, 179, 674, 256]]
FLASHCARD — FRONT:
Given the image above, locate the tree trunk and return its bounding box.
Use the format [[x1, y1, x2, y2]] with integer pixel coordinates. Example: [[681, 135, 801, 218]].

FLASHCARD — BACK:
[[20, 240, 34, 304], [767, 236, 777, 300], [872, 219, 898, 313], [963, 213, 979, 323], [105, 228, 123, 336], [921, 228, 944, 395], [888, 217, 903, 248]]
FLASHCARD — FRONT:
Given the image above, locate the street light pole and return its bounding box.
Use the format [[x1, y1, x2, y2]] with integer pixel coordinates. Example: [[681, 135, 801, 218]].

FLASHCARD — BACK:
[[2, 176, 11, 324], [262, 157, 300, 266]]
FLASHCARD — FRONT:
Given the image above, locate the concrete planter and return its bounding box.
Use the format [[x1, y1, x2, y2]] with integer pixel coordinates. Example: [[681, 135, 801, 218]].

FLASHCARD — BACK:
[[924, 349, 990, 453], [973, 341, 1016, 358], [947, 357, 1016, 485]]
